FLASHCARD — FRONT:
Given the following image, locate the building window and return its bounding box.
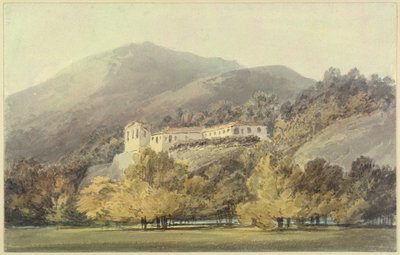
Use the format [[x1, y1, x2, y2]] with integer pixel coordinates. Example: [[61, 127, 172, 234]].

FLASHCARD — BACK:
[[127, 131, 129, 141], [257, 127, 261, 133], [156, 137, 158, 143], [132, 130, 134, 139], [223, 130, 225, 134], [234, 128, 239, 134], [136, 129, 139, 139], [169, 135, 172, 143], [247, 127, 251, 133], [143, 130, 147, 137], [152, 137, 154, 141]]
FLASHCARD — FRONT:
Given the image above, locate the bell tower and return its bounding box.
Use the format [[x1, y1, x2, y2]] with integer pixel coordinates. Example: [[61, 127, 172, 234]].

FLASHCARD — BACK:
[[124, 121, 151, 152]]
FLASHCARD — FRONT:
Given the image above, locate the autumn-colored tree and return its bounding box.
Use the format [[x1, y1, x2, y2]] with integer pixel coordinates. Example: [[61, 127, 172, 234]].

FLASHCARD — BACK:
[[180, 175, 211, 218], [237, 153, 305, 230], [77, 176, 118, 223], [77, 149, 190, 226], [125, 148, 188, 191]]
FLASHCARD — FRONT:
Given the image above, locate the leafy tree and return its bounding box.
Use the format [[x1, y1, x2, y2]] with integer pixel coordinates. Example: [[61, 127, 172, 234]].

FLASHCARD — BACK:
[[180, 176, 212, 218], [334, 156, 396, 225], [294, 158, 344, 224], [103, 179, 152, 223], [125, 148, 188, 190], [5, 159, 55, 225], [241, 91, 279, 134], [77, 176, 118, 223], [237, 153, 304, 229], [77, 149, 190, 226]]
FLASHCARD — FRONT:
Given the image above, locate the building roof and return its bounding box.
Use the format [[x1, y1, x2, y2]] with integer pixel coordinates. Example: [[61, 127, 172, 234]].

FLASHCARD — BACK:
[[151, 126, 203, 136], [123, 119, 265, 136], [202, 121, 265, 132], [124, 121, 151, 131]]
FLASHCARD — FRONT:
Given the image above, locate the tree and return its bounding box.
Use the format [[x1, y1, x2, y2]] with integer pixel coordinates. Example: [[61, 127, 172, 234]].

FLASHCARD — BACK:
[[295, 158, 344, 225], [125, 148, 188, 191], [180, 176, 211, 218], [330, 156, 396, 225], [77, 176, 117, 223], [237, 153, 304, 230], [103, 179, 152, 223], [210, 171, 249, 224], [5, 159, 56, 225], [363, 165, 396, 225], [241, 91, 279, 134], [77, 148, 190, 226]]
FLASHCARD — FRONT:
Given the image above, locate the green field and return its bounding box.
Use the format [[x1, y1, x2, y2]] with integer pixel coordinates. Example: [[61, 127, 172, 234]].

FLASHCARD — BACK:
[[4, 225, 396, 252]]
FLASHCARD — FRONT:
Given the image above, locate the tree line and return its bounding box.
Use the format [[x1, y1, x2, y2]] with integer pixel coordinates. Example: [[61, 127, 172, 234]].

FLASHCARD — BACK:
[[238, 153, 395, 229]]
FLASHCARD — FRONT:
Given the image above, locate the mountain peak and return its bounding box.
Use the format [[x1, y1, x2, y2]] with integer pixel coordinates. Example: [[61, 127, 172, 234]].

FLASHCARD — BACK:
[[5, 42, 316, 162]]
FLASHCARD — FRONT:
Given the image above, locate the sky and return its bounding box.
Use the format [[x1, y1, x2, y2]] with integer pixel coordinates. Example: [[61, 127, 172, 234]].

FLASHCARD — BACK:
[[4, 3, 397, 96]]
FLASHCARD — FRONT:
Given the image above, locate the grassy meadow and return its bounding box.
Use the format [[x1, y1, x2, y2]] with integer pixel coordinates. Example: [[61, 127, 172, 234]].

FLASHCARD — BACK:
[[4, 225, 396, 252]]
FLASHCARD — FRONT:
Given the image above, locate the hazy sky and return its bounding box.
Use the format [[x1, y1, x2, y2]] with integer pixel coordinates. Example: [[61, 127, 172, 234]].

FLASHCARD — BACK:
[[4, 3, 397, 96]]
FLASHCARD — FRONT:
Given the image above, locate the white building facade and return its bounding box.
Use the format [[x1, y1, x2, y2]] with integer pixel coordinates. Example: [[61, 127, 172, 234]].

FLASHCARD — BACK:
[[149, 127, 203, 152], [202, 121, 269, 141], [124, 120, 268, 153]]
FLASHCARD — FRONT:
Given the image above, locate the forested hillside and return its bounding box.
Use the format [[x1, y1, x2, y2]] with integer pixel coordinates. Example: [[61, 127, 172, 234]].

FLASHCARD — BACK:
[[273, 68, 395, 154], [294, 110, 395, 170]]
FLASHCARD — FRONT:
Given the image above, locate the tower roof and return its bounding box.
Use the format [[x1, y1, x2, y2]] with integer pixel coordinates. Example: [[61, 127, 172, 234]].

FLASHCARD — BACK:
[[124, 121, 151, 131]]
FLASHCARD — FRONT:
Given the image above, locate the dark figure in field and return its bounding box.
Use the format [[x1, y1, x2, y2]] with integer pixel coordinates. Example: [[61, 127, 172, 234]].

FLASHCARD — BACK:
[[144, 216, 147, 231], [161, 216, 165, 229], [315, 215, 320, 225], [156, 216, 160, 229], [161, 216, 167, 229], [277, 217, 284, 229], [286, 218, 291, 229], [140, 217, 144, 230]]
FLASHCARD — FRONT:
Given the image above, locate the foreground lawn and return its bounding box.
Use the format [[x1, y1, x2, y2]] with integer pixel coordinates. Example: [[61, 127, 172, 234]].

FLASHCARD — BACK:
[[4, 225, 396, 252]]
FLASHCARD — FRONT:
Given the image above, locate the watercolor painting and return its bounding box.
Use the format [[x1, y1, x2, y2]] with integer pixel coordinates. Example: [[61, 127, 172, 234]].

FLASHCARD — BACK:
[[3, 2, 397, 252]]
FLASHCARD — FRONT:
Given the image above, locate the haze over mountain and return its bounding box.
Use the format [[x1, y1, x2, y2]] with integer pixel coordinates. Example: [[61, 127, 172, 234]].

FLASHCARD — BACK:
[[5, 42, 315, 162]]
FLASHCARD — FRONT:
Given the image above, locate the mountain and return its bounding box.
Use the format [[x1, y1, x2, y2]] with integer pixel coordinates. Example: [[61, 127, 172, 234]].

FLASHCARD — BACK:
[[5, 42, 314, 162], [293, 109, 396, 170]]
